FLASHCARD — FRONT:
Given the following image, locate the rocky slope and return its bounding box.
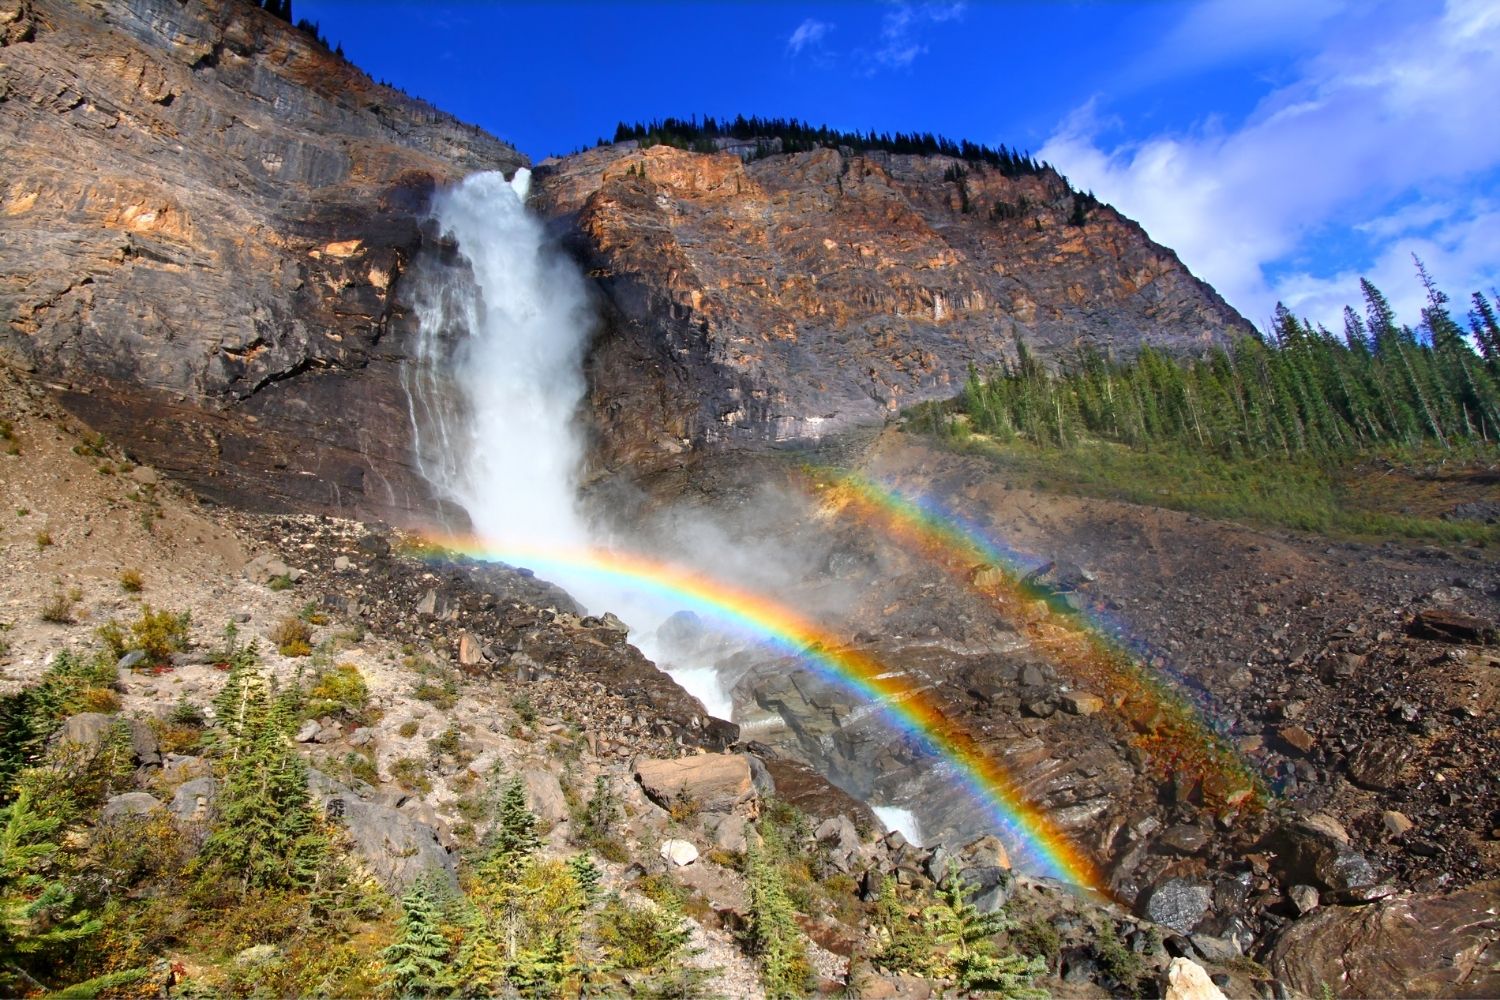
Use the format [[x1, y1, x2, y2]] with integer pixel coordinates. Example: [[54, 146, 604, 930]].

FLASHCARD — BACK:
[[0, 0, 523, 521], [533, 142, 1252, 475]]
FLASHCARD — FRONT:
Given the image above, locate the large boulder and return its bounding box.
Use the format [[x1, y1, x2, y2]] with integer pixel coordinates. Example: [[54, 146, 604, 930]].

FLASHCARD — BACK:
[[1268, 883, 1500, 998], [521, 769, 570, 828], [60, 712, 160, 766], [1139, 877, 1213, 935], [308, 770, 455, 890], [1263, 815, 1385, 901], [101, 792, 164, 822], [634, 753, 756, 814]]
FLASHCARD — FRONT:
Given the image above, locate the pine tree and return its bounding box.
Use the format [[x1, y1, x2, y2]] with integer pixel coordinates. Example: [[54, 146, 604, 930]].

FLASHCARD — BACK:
[[452, 899, 504, 997], [0, 787, 100, 991], [198, 663, 324, 895], [744, 830, 811, 999], [924, 866, 1046, 996], [567, 853, 601, 903], [383, 885, 451, 997], [484, 775, 539, 875]]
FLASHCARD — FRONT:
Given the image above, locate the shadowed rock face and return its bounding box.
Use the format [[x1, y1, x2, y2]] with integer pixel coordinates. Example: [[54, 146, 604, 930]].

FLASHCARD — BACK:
[[532, 143, 1254, 476], [0, 0, 523, 520]]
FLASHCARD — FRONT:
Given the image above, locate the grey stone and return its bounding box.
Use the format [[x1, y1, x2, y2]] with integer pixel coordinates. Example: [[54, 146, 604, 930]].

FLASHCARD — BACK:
[[295, 719, 320, 743], [169, 776, 216, 823], [117, 650, 147, 670], [101, 792, 164, 821], [1141, 878, 1213, 934], [1289, 884, 1321, 915], [333, 556, 352, 572], [521, 769, 569, 827], [953, 865, 1012, 913]]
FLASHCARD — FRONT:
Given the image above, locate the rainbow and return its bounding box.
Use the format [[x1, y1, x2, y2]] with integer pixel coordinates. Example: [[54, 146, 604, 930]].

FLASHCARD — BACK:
[[809, 467, 1265, 810], [403, 533, 1106, 893]]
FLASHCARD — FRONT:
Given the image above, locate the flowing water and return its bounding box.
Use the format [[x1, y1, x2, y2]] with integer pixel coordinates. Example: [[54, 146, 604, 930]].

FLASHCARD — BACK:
[[404, 170, 734, 718]]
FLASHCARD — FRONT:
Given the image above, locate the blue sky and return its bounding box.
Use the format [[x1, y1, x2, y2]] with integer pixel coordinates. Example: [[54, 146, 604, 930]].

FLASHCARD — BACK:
[[299, 0, 1500, 334]]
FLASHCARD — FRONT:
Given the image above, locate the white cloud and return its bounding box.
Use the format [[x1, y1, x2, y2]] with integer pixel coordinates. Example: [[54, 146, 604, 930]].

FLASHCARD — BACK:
[[787, 17, 833, 56], [1039, 0, 1500, 332], [870, 2, 966, 71]]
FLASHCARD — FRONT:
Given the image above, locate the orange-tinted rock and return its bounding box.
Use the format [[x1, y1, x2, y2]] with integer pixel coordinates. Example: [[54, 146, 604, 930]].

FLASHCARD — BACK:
[[535, 142, 1251, 473]]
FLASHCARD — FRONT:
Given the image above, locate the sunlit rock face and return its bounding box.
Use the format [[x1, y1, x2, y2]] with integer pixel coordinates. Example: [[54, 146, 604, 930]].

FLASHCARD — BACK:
[[0, 0, 524, 520], [532, 142, 1253, 476]]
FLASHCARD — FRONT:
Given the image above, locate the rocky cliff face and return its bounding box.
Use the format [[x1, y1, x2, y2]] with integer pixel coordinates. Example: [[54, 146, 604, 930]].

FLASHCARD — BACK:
[[533, 143, 1253, 474], [0, 0, 523, 520]]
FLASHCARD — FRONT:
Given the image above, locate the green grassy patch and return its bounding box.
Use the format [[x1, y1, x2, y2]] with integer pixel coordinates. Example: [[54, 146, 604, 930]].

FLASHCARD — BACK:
[[943, 433, 1498, 546]]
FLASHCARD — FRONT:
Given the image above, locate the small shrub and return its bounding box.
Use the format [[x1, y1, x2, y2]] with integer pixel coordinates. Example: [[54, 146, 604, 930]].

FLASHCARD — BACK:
[[1009, 916, 1062, 971], [426, 724, 465, 762], [119, 568, 144, 593], [412, 677, 457, 709], [98, 604, 191, 667], [40, 590, 75, 624], [168, 695, 206, 726], [510, 694, 537, 724], [35, 529, 53, 549], [304, 662, 370, 721], [397, 719, 420, 739], [15, 508, 27, 517], [390, 756, 431, 794], [271, 614, 313, 657], [267, 574, 294, 592], [668, 788, 700, 824]]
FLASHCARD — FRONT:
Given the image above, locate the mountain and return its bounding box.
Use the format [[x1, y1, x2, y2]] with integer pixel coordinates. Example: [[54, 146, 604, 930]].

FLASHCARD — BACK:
[[534, 141, 1251, 475], [3, 0, 1248, 519]]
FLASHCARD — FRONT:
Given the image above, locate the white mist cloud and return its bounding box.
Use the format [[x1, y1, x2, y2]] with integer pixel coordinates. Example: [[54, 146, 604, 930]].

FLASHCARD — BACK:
[[787, 17, 833, 56], [1039, 0, 1500, 331]]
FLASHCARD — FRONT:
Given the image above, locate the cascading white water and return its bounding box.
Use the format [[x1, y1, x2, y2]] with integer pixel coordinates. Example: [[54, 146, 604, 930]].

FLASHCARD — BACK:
[[406, 170, 733, 718], [406, 169, 592, 551]]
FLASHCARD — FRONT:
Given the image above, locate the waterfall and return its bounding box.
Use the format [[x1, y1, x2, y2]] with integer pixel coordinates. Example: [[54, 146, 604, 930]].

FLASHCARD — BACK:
[[404, 170, 733, 719], [405, 169, 592, 551]]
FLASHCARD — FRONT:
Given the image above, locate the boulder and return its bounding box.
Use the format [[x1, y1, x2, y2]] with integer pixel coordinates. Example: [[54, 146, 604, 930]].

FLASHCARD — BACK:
[[60, 712, 159, 766], [706, 813, 755, 854], [815, 815, 863, 872], [521, 769, 570, 827], [1164, 958, 1227, 1000], [1140, 877, 1212, 934], [325, 793, 456, 890], [1265, 817, 1381, 901], [956, 834, 1011, 871], [634, 753, 755, 814], [101, 792, 164, 822], [1269, 883, 1500, 999], [1061, 692, 1105, 716], [951, 865, 1012, 913], [457, 631, 486, 669], [660, 838, 699, 867], [170, 776, 216, 824]]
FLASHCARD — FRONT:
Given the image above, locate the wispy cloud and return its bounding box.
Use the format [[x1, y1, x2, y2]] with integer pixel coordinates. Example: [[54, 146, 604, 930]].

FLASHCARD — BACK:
[[787, 17, 833, 56], [870, 2, 966, 71], [1040, 0, 1500, 330]]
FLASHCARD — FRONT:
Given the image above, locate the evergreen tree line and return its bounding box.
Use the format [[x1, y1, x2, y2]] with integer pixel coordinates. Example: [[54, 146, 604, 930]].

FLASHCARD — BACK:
[[613, 115, 1047, 176], [949, 264, 1500, 457]]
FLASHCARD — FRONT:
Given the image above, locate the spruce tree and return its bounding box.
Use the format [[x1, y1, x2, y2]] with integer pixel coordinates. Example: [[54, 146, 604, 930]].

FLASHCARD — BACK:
[[383, 884, 451, 997], [485, 775, 539, 874], [924, 866, 1046, 996], [744, 830, 811, 999], [199, 663, 324, 895]]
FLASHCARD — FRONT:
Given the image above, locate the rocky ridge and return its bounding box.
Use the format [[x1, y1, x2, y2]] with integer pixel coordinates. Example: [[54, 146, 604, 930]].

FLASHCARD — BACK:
[[533, 142, 1252, 475]]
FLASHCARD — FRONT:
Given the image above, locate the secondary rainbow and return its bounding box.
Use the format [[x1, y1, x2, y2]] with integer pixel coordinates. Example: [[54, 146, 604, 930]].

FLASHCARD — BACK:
[[810, 468, 1264, 808], [405, 532, 1106, 893]]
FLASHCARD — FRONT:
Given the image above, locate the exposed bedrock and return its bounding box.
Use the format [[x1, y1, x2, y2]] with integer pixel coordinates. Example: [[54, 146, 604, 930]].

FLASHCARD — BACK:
[[0, 0, 523, 521]]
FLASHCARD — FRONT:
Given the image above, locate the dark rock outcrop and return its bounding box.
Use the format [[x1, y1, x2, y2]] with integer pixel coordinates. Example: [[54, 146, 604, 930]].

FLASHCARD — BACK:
[[1268, 883, 1500, 998], [0, 0, 523, 520]]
